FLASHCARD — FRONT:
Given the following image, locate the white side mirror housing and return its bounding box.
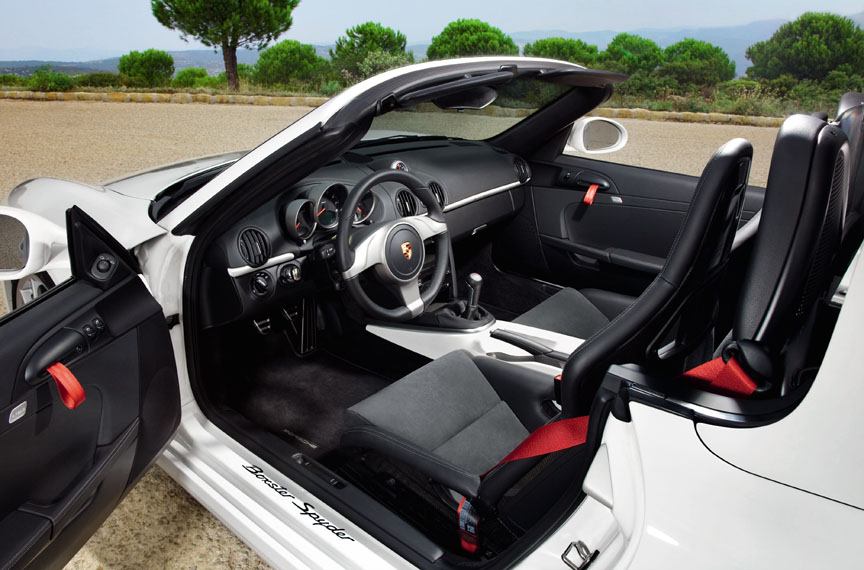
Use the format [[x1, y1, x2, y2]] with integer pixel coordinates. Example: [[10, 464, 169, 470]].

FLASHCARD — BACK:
[[0, 206, 67, 281], [567, 117, 628, 154]]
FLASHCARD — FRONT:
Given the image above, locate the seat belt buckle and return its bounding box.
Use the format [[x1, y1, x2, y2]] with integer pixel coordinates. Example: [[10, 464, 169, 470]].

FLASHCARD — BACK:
[[457, 498, 480, 554]]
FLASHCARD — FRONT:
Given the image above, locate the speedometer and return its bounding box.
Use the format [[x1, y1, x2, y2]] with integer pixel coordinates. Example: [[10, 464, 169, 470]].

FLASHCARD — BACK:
[[311, 184, 348, 230]]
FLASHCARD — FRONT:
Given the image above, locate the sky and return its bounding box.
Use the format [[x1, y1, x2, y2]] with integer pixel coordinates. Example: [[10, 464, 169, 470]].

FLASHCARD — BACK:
[[1, 0, 862, 60]]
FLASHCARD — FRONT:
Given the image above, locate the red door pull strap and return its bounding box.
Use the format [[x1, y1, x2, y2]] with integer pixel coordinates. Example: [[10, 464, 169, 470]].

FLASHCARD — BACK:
[[46, 362, 86, 410], [583, 183, 599, 205]]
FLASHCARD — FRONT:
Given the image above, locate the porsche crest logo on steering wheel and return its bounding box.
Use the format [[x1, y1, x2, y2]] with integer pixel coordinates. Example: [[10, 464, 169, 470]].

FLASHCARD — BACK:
[[401, 241, 413, 260]]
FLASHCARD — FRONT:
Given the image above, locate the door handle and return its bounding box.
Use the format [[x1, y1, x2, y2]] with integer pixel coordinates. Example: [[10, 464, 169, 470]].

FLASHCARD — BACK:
[[24, 329, 87, 386]]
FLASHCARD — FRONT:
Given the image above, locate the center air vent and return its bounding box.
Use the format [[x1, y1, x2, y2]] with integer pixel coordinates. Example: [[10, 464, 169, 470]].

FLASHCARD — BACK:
[[238, 228, 270, 267], [394, 189, 418, 217], [514, 157, 531, 183], [429, 181, 447, 208]]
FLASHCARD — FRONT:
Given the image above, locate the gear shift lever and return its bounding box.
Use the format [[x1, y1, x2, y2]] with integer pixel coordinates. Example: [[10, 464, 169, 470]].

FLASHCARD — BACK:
[[465, 273, 483, 319]]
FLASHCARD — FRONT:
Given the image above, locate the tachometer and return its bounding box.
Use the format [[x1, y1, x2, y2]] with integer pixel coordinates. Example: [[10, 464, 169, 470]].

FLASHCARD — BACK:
[[311, 184, 347, 230], [353, 191, 376, 225], [284, 199, 317, 241]]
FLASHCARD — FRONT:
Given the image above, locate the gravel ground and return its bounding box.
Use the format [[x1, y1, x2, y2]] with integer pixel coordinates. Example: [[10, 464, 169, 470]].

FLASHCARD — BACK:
[[0, 99, 780, 569]]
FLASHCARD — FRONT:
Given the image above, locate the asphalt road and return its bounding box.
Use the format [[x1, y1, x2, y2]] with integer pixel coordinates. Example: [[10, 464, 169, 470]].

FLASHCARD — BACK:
[[0, 99, 780, 569]]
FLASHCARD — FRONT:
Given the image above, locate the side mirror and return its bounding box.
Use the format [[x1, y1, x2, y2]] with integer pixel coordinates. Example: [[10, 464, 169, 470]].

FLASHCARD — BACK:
[[0, 207, 66, 280], [567, 117, 628, 154]]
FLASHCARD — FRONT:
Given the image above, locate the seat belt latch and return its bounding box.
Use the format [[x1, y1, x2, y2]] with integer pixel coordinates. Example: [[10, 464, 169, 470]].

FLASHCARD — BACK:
[[457, 498, 480, 554]]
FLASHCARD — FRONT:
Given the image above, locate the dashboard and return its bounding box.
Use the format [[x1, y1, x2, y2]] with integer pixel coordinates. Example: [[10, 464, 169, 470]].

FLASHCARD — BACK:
[[201, 139, 532, 328]]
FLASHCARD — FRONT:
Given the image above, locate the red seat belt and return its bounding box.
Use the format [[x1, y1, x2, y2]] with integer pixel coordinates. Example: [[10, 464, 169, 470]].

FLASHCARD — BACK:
[[46, 362, 86, 410], [484, 416, 590, 476], [682, 356, 756, 397]]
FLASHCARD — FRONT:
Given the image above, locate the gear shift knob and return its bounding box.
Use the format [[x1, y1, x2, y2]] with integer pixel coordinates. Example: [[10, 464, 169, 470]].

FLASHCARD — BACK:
[[466, 273, 483, 319]]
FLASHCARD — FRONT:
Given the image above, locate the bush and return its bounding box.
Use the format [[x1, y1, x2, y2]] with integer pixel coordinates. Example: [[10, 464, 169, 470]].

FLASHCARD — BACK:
[[356, 50, 413, 80], [26, 66, 76, 91], [330, 22, 410, 79], [523, 37, 598, 65], [599, 33, 664, 75], [197, 74, 228, 89], [76, 72, 121, 87], [660, 38, 735, 89], [0, 74, 22, 86], [427, 19, 518, 59], [172, 67, 208, 88], [746, 12, 864, 80], [319, 80, 342, 96], [255, 40, 325, 85], [118, 49, 174, 87]]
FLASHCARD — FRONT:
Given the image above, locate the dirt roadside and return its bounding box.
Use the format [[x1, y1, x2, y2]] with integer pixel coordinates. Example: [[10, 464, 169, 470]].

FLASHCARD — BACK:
[[0, 99, 780, 569]]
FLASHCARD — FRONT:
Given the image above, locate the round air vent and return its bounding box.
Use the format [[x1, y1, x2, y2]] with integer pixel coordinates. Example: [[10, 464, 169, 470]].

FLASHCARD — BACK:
[[429, 181, 447, 208], [237, 228, 270, 267], [394, 189, 418, 217], [514, 157, 531, 183]]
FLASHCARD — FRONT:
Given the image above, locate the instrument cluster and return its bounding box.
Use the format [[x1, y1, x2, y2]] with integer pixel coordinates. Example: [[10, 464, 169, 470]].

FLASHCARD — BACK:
[[281, 183, 376, 242]]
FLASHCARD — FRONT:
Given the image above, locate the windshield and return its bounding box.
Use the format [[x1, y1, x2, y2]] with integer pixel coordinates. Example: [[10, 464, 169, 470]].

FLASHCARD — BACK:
[[363, 75, 572, 143]]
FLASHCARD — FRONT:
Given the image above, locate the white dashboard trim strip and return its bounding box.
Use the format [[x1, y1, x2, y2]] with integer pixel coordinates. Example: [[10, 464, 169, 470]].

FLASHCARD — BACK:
[[227, 251, 296, 277], [443, 180, 525, 212]]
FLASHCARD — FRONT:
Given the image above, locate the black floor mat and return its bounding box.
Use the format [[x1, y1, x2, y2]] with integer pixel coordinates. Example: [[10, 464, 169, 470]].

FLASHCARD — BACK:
[[237, 352, 390, 459]]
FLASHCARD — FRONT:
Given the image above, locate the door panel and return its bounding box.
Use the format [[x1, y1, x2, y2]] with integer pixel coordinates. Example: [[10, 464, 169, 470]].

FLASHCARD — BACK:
[[496, 155, 764, 296], [0, 207, 180, 570]]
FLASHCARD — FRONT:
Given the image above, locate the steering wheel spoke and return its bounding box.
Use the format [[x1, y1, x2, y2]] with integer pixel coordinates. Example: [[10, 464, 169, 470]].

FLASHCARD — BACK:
[[342, 225, 389, 279], [407, 215, 448, 241], [395, 280, 424, 319]]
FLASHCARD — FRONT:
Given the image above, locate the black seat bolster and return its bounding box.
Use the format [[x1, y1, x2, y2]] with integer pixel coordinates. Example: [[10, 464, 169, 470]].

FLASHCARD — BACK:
[[472, 356, 556, 431], [341, 423, 482, 498], [580, 289, 638, 321]]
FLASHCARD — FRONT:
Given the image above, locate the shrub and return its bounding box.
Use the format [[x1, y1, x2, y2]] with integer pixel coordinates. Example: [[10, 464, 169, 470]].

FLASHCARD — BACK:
[[660, 38, 735, 89], [746, 12, 864, 81], [26, 66, 76, 91], [255, 40, 325, 85], [172, 67, 208, 88], [196, 74, 228, 89], [523, 38, 598, 65], [599, 33, 664, 75], [356, 50, 413, 80], [331, 22, 410, 79], [319, 80, 342, 96], [0, 74, 22, 86], [76, 72, 122, 87], [118, 49, 174, 87], [427, 19, 518, 59]]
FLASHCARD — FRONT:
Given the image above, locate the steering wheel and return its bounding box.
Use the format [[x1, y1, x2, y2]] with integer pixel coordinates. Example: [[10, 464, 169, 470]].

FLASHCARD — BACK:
[[336, 169, 450, 322]]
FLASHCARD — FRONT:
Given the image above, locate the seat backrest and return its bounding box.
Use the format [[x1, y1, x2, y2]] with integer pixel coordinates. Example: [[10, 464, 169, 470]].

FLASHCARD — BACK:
[[560, 138, 753, 415], [833, 93, 864, 273], [733, 115, 848, 358]]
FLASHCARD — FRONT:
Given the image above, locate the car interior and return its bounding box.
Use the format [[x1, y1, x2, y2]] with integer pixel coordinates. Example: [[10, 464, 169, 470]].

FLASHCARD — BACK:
[[176, 63, 863, 567]]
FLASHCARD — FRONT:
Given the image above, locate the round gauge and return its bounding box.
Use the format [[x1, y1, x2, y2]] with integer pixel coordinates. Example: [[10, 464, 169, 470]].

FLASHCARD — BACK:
[[353, 190, 376, 225], [284, 199, 317, 241], [312, 184, 348, 230], [391, 160, 408, 171]]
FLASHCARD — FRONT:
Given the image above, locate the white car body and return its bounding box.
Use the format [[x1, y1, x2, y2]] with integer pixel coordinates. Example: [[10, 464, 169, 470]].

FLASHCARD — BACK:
[[1, 57, 861, 569]]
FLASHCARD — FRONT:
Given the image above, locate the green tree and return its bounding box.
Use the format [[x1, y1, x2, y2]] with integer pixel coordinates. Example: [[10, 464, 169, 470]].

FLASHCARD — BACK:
[[151, 0, 300, 90], [330, 22, 410, 78], [745, 12, 864, 80], [356, 50, 414, 80], [118, 49, 175, 87], [523, 37, 598, 66], [600, 33, 664, 75], [660, 38, 735, 88], [427, 19, 518, 59], [255, 40, 325, 84]]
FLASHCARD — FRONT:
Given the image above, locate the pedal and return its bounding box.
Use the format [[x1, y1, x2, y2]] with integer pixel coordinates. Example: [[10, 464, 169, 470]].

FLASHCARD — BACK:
[[281, 297, 318, 355], [252, 318, 272, 335]]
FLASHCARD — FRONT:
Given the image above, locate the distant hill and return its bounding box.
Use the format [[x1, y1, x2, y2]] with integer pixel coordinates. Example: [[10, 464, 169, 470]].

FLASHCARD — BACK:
[[6, 16, 860, 79], [510, 19, 785, 77]]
